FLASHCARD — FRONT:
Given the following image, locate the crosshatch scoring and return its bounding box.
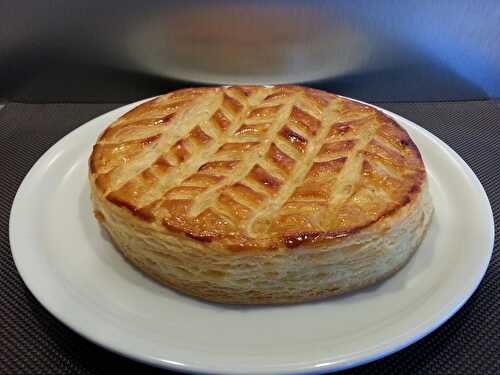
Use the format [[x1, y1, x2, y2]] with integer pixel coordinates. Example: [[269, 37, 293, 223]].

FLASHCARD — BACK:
[[90, 86, 426, 251]]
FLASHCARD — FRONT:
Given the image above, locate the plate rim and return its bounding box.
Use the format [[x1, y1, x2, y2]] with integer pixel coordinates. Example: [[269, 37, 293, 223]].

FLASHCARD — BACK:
[[9, 95, 495, 375]]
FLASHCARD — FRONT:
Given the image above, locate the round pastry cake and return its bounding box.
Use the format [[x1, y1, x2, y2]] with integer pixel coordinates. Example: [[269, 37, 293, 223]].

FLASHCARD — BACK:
[[89, 85, 432, 304]]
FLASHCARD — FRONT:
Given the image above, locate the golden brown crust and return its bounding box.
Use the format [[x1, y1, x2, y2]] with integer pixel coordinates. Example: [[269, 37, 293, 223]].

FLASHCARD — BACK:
[[89, 85, 426, 252]]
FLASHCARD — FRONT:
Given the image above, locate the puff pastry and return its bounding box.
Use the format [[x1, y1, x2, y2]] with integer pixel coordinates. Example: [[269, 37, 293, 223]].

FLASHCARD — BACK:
[[89, 85, 432, 304]]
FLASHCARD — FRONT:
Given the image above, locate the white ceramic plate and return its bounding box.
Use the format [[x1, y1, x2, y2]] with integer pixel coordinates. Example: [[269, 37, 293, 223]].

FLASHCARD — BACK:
[[10, 97, 494, 374]]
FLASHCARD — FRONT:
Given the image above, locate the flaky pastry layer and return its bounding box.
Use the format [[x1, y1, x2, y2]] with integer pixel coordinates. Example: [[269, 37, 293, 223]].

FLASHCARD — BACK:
[[89, 85, 432, 303]]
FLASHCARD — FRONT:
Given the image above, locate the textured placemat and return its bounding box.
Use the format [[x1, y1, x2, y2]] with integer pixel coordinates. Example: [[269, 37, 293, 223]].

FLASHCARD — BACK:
[[1, 101, 498, 374]]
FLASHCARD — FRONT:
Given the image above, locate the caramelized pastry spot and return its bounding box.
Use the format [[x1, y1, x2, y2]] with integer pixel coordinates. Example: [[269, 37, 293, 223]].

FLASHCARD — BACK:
[[212, 110, 231, 130], [223, 94, 243, 114], [248, 105, 281, 120], [289, 106, 321, 135], [307, 158, 346, 178], [93, 210, 106, 223], [186, 233, 213, 243], [318, 140, 355, 157], [247, 165, 282, 193], [189, 126, 212, 145], [172, 140, 191, 163], [266, 143, 295, 173], [284, 232, 322, 248], [279, 127, 307, 153], [199, 160, 240, 175]]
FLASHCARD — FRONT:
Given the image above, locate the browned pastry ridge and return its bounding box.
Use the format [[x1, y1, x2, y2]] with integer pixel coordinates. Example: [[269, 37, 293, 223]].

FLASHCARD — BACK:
[[89, 85, 433, 304]]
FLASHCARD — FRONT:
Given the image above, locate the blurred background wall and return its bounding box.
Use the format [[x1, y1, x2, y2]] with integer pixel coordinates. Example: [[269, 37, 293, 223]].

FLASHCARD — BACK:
[[1, 0, 499, 103]]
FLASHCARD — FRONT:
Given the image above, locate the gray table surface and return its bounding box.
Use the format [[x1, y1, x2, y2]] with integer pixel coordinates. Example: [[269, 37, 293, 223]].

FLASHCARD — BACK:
[[0, 101, 498, 374]]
